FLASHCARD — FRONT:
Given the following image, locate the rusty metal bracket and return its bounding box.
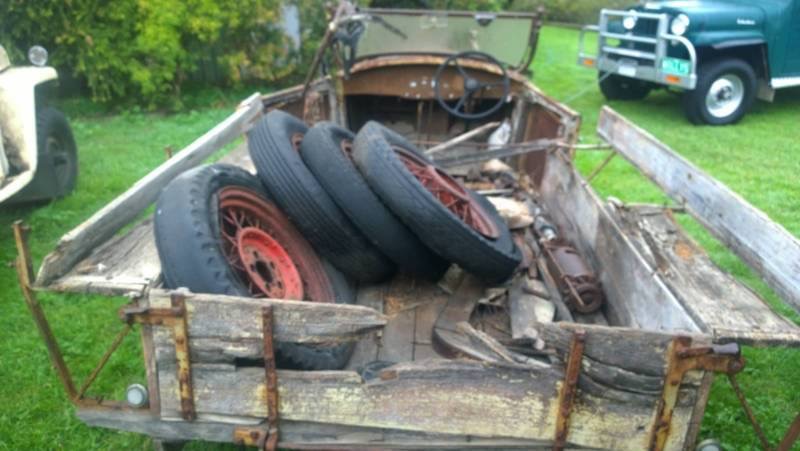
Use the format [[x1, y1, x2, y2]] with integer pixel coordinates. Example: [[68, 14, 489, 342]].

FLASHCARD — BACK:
[[649, 337, 745, 451], [13, 221, 79, 401], [553, 329, 586, 451], [120, 293, 195, 421], [234, 306, 280, 450]]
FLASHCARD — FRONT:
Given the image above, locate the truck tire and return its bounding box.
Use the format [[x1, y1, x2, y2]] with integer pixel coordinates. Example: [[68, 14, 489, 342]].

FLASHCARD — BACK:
[[598, 72, 651, 100], [154, 163, 355, 370], [36, 107, 78, 197], [247, 110, 395, 283], [301, 122, 449, 280], [353, 122, 521, 284], [682, 58, 756, 125]]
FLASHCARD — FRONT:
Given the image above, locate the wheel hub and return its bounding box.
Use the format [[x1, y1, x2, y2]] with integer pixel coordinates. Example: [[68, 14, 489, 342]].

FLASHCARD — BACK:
[[705, 74, 744, 119], [394, 147, 500, 239], [235, 227, 304, 300], [218, 187, 306, 299]]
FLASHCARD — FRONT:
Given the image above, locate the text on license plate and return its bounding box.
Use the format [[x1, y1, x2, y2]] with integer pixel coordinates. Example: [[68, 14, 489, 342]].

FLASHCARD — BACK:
[[662, 57, 690, 76]]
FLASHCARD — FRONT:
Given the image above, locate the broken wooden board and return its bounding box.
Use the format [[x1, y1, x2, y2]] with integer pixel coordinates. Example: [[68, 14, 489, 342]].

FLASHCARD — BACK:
[[148, 289, 386, 364], [36, 94, 263, 288], [345, 283, 387, 371], [156, 357, 696, 450], [598, 106, 800, 314], [612, 204, 800, 347], [41, 144, 255, 296], [537, 149, 701, 333], [77, 408, 556, 449]]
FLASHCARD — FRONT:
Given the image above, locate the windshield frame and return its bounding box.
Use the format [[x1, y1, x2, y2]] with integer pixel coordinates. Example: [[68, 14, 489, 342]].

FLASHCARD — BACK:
[[358, 8, 542, 71]]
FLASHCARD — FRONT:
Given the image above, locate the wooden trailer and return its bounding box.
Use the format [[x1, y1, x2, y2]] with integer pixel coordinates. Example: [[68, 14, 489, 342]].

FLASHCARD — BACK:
[[13, 6, 800, 451]]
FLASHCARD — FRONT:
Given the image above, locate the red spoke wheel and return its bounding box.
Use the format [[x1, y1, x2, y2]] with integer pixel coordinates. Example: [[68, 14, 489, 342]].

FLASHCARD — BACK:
[[394, 148, 500, 239], [218, 186, 332, 302], [154, 164, 355, 370]]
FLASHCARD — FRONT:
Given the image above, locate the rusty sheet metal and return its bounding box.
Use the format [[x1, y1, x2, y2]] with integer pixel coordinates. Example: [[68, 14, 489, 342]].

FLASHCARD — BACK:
[[542, 239, 604, 314], [649, 337, 745, 451], [345, 55, 528, 100], [553, 330, 586, 450]]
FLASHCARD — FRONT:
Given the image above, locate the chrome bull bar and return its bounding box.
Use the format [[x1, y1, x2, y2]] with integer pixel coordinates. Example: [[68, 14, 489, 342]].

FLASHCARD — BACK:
[[578, 9, 697, 90]]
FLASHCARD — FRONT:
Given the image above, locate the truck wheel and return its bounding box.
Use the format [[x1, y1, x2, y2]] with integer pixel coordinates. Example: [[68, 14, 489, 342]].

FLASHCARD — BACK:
[[36, 107, 78, 197], [682, 58, 756, 125], [598, 72, 651, 100]]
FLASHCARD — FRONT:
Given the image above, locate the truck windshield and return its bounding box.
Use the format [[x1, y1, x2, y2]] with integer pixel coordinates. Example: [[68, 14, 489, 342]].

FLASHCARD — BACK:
[[357, 8, 538, 69]]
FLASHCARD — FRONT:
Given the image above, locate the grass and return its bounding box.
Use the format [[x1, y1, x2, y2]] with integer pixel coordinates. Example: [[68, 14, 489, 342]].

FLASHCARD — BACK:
[[0, 25, 798, 450]]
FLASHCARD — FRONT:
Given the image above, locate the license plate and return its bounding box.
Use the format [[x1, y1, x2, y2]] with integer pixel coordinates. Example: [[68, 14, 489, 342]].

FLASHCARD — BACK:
[[618, 63, 637, 77], [662, 57, 690, 76]]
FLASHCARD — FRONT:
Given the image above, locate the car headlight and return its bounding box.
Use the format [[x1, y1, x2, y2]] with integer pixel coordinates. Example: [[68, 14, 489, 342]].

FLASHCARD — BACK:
[[622, 15, 637, 31], [27, 45, 48, 67], [670, 14, 690, 36]]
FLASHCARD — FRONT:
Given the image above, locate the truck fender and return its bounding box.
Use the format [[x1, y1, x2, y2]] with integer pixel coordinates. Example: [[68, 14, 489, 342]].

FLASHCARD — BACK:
[[0, 66, 57, 202]]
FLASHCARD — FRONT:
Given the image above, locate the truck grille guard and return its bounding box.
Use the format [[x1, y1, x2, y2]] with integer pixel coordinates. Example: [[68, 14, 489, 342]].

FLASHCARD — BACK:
[[578, 9, 698, 90]]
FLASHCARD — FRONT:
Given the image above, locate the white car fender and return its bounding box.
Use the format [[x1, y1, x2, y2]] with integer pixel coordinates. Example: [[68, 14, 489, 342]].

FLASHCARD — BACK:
[[0, 65, 57, 202]]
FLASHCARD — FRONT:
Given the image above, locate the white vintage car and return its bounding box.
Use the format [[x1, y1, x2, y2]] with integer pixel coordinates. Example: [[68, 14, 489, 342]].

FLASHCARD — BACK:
[[0, 45, 77, 203]]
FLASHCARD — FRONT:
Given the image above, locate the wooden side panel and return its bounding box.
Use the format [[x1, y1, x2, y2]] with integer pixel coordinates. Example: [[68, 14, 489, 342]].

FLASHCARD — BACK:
[[36, 94, 264, 287], [538, 150, 700, 332], [613, 205, 800, 347], [156, 357, 696, 450], [598, 106, 800, 314], [148, 289, 386, 364]]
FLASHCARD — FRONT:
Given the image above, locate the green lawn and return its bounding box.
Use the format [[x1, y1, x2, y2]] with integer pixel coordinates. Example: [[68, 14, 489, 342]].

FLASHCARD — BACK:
[[1, 25, 798, 450]]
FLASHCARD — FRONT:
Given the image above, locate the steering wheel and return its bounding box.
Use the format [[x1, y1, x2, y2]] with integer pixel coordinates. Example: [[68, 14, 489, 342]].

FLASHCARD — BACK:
[[433, 51, 511, 121]]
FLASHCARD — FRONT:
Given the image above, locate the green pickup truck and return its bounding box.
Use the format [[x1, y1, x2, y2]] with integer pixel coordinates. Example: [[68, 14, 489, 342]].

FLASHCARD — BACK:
[[578, 0, 800, 125]]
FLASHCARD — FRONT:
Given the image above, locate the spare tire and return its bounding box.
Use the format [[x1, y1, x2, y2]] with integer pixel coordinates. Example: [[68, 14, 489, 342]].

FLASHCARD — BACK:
[[353, 122, 521, 283], [301, 122, 449, 280], [247, 110, 394, 283], [154, 163, 354, 370]]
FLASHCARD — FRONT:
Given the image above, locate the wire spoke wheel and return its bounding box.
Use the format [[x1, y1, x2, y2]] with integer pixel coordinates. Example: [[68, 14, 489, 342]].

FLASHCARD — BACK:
[[218, 187, 307, 300], [394, 147, 500, 239]]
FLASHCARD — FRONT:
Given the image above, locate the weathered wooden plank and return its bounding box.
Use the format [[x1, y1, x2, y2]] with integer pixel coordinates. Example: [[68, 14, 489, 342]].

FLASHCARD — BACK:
[[413, 291, 448, 345], [378, 308, 416, 363], [148, 289, 386, 364], [43, 144, 255, 297], [537, 322, 708, 378], [598, 106, 800, 314], [346, 283, 387, 371], [36, 93, 263, 287], [612, 205, 800, 347], [156, 359, 695, 450], [76, 408, 559, 449], [538, 149, 701, 333]]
